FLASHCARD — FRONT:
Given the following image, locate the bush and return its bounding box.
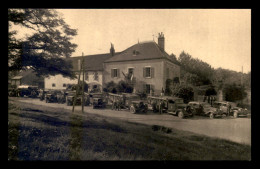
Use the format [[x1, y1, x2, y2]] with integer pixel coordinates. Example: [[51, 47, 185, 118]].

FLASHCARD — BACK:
[[173, 85, 194, 103]]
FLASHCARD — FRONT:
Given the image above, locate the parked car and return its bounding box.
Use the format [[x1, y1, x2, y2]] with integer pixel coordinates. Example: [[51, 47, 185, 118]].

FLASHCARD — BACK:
[[89, 93, 104, 105], [66, 91, 90, 106], [57, 90, 67, 104], [107, 93, 141, 110], [130, 101, 148, 114], [93, 98, 106, 109], [17, 85, 39, 97], [212, 101, 249, 118], [188, 101, 222, 118], [147, 96, 193, 118], [39, 89, 48, 101], [45, 90, 62, 103]]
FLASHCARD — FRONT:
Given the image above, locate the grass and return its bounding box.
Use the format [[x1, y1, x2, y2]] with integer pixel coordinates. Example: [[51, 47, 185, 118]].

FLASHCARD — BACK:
[[8, 98, 251, 160]]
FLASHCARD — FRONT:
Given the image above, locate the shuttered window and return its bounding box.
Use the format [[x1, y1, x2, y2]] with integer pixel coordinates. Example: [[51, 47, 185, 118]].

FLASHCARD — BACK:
[[143, 67, 154, 78], [111, 68, 119, 78]]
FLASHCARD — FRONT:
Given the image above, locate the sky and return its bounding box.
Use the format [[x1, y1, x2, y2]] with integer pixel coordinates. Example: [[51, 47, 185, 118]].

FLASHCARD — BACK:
[[13, 9, 251, 73]]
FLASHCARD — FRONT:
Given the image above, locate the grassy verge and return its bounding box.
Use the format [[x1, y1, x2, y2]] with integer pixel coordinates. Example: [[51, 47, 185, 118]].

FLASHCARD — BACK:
[[8, 98, 251, 160]]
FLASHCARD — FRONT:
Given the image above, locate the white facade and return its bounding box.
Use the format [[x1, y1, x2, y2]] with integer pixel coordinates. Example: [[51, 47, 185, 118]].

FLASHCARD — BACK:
[[44, 70, 103, 90]]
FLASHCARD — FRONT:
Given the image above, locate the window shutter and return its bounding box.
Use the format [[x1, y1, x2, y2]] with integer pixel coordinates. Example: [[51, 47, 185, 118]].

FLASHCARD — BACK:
[[143, 67, 146, 78], [151, 67, 154, 78], [111, 69, 113, 78], [117, 69, 120, 78]]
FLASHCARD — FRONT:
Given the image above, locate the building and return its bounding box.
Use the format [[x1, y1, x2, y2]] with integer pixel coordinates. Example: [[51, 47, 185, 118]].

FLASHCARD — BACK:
[[44, 44, 119, 91], [103, 33, 180, 96], [10, 69, 44, 88]]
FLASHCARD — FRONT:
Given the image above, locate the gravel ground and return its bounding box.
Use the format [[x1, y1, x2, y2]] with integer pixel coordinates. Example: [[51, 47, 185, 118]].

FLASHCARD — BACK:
[[12, 97, 251, 145]]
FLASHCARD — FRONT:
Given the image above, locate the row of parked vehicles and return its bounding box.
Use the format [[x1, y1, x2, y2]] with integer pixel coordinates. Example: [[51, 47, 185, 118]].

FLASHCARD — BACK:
[[38, 88, 249, 119]]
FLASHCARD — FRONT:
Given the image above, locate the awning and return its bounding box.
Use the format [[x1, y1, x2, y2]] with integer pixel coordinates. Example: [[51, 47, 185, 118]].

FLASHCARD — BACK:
[[12, 76, 23, 80]]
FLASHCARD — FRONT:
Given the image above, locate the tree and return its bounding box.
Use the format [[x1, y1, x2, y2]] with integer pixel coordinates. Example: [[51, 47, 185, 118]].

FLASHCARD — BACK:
[[8, 9, 77, 78], [103, 81, 117, 93], [223, 84, 247, 102], [172, 85, 194, 103], [116, 80, 133, 93]]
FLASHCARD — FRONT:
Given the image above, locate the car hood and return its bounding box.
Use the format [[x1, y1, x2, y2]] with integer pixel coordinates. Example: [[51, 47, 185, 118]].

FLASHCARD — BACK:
[[204, 107, 217, 112]]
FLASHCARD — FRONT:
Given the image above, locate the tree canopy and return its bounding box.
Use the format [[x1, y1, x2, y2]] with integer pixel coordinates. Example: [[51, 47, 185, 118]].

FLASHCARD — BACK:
[[8, 9, 78, 78]]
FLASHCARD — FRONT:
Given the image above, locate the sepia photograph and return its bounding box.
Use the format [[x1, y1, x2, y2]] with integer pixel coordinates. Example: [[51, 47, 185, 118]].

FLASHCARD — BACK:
[[8, 8, 251, 161]]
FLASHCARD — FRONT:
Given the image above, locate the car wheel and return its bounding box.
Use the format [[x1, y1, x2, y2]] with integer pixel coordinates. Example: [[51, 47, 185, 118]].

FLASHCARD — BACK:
[[178, 111, 184, 119], [209, 112, 214, 119], [130, 107, 136, 114], [233, 111, 238, 118]]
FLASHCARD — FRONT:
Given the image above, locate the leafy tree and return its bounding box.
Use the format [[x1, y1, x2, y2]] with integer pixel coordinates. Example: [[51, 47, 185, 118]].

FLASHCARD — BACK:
[[172, 85, 194, 103], [116, 80, 133, 93], [205, 86, 217, 96], [103, 81, 117, 93], [8, 9, 77, 78], [223, 84, 247, 102]]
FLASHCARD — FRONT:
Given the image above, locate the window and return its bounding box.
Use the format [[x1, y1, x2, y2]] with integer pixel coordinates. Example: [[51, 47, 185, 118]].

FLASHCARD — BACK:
[[128, 68, 134, 75], [94, 72, 99, 81], [144, 84, 153, 94], [144, 67, 151, 78], [52, 83, 56, 87], [63, 83, 66, 87], [111, 68, 119, 78]]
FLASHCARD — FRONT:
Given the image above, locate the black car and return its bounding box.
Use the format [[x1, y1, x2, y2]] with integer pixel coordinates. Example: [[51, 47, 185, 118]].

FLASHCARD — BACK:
[[93, 98, 106, 109], [130, 101, 148, 114], [45, 90, 62, 103]]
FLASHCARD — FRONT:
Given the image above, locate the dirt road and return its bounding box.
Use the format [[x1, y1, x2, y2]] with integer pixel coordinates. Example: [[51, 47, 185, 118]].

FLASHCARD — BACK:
[[15, 98, 251, 145]]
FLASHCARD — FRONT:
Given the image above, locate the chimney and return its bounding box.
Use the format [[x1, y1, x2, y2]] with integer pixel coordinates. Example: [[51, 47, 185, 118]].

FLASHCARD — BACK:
[[110, 43, 115, 56], [158, 32, 165, 51]]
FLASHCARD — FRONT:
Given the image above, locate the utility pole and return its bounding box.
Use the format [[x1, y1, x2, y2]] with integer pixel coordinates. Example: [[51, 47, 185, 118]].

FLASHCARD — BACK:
[[72, 54, 84, 113], [81, 52, 85, 113]]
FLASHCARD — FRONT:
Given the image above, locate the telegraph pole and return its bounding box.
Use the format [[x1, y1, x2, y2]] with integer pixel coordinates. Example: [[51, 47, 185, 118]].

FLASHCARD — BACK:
[[81, 52, 85, 113]]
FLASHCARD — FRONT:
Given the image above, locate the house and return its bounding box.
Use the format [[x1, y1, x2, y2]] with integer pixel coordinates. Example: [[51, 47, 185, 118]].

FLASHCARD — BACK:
[[10, 69, 44, 88], [103, 33, 181, 96], [44, 44, 119, 91]]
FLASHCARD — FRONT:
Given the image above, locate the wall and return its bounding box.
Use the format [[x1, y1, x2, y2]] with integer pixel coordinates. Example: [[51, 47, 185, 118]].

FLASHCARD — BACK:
[[44, 70, 103, 90], [163, 60, 181, 88], [104, 59, 165, 95]]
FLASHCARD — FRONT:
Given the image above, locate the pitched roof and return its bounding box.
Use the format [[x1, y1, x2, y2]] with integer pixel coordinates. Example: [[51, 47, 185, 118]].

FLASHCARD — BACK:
[[104, 41, 180, 65], [68, 52, 120, 71]]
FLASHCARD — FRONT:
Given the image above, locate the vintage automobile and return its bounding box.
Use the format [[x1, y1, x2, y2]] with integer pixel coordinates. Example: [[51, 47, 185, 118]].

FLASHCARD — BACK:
[[17, 85, 39, 97], [57, 90, 67, 104], [212, 101, 249, 118], [108, 93, 141, 110], [66, 91, 90, 106], [147, 96, 193, 118], [39, 89, 48, 101], [188, 101, 222, 118], [92, 98, 106, 109], [89, 93, 104, 105], [45, 90, 62, 103], [129, 101, 148, 114]]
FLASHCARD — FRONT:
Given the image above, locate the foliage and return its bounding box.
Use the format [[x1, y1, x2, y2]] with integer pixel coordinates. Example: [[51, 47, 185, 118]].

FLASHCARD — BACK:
[[178, 51, 213, 86], [223, 84, 247, 102], [205, 86, 217, 96], [116, 80, 133, 93], [172, 85, 194, 103], [103, 81, 117, 93], [8, 9, 77, 78]]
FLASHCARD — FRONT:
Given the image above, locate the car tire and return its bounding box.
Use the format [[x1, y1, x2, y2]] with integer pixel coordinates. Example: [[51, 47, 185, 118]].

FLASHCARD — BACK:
[[178, 111, 184, 119], [233, 111, 238, 118], [209, 112, 214, 119], [130, 107, 136, 114]]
